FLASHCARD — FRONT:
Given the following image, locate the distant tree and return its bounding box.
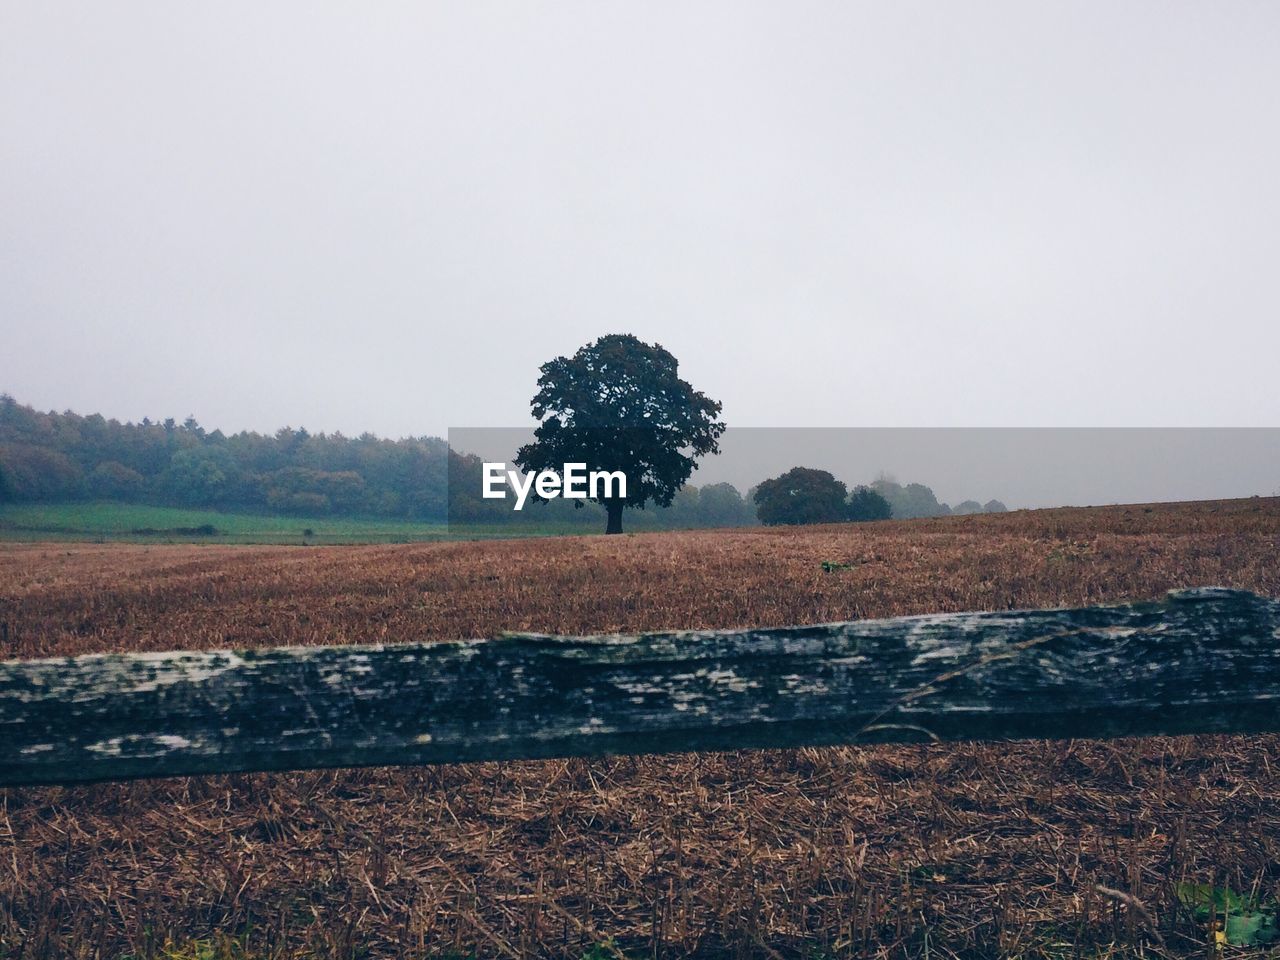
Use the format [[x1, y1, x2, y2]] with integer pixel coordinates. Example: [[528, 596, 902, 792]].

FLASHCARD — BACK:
[[663, 485, 702, 527], [88, 461, 146, 501], [847, 485, 892, 522], [983, 499, 1008, 513], [262, 467, 368, 515], [952, 500, 984, 515], [164, 447, 238, 506], [515, 334, 725, 534], [395, 440, 450, 520], [697, 482, 757, 526], [871, 479, 951, 519], [447, 451, 517, 523], [753, 467, 849, 526], [0, 444, 84, 500]]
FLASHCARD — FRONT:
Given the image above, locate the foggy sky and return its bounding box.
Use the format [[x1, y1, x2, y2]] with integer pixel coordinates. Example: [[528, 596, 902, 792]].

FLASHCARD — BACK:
[[4, 2, 1279, 445]]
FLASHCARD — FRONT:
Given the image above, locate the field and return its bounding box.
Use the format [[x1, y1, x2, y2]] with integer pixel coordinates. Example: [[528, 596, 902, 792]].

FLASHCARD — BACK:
[[0, 502, 707, 546], [0, 502, 607, 546], [0, 502, 453, 545], [2, 498, 1279, 958]]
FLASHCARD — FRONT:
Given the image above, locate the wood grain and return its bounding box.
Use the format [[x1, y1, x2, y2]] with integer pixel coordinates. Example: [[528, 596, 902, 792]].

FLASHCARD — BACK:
[[2, 587, 1277, 786]]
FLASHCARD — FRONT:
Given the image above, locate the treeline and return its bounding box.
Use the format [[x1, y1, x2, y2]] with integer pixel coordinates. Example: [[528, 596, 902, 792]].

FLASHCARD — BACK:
[[0, 397, 1005, 529], [867, 478, 1006, 519], [751, 467, 1006, 526], [0, 394, 461, 517], [0, 397, 759, 528]]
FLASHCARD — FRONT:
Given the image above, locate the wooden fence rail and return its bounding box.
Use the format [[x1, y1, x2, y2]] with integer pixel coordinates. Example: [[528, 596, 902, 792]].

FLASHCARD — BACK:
[[1, 587, 1278, 787]]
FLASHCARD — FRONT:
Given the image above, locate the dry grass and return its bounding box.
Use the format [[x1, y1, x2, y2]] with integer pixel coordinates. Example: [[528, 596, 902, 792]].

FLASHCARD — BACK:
[[2, 498, 1279, 958]]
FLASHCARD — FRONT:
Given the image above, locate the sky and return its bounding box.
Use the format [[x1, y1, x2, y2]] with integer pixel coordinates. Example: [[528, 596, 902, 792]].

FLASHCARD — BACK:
[[3, 2, 1279, 440]]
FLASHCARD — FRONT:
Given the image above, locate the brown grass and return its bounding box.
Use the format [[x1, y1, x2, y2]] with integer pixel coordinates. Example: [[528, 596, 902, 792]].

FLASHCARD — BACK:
[[2, 498, 1279, 958]]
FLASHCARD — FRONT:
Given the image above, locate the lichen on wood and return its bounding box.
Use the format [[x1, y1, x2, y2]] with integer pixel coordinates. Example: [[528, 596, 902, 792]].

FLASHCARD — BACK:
[[1, 587, 1277, 786]]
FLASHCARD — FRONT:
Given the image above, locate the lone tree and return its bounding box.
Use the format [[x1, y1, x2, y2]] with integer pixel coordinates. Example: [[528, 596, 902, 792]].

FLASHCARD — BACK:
[[753, 467, 849, 526], [515, 334, 725, 534]]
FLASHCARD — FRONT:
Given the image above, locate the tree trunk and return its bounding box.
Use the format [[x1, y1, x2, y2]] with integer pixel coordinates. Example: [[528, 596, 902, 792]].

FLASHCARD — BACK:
[[605, 501, 623, 534]]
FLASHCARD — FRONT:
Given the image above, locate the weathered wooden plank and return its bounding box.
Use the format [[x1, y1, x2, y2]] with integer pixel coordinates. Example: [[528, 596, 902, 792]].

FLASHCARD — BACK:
[[1, 588, 1278, 786]]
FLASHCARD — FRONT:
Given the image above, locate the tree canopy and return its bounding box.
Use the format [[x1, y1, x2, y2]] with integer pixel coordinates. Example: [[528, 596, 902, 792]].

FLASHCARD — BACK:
[[753, 467, 850, 526], [870, 478, 951, 519], [847, 485, 893, 522], [514, 334, 725, 533]]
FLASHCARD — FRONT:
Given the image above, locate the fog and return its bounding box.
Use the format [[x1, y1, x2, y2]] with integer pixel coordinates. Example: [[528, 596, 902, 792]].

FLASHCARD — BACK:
[[4, 3, 1279, 467]]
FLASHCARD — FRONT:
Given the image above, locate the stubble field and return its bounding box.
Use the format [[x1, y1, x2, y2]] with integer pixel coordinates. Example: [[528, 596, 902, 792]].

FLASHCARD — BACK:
[[2, 498, 1279, 958]]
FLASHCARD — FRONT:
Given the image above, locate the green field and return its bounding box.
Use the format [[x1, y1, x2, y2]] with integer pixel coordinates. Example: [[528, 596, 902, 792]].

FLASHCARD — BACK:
[[0, 501, 743, 544], [0, 501, 546, 544]]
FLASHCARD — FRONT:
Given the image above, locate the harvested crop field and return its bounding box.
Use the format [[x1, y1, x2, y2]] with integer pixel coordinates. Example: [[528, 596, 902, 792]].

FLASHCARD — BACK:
[[2, 498, 1280, 958]]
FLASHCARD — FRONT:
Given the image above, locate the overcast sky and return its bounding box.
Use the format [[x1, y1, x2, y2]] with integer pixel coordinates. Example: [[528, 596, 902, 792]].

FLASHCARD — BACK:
[[3, 2, 1278, 439]]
